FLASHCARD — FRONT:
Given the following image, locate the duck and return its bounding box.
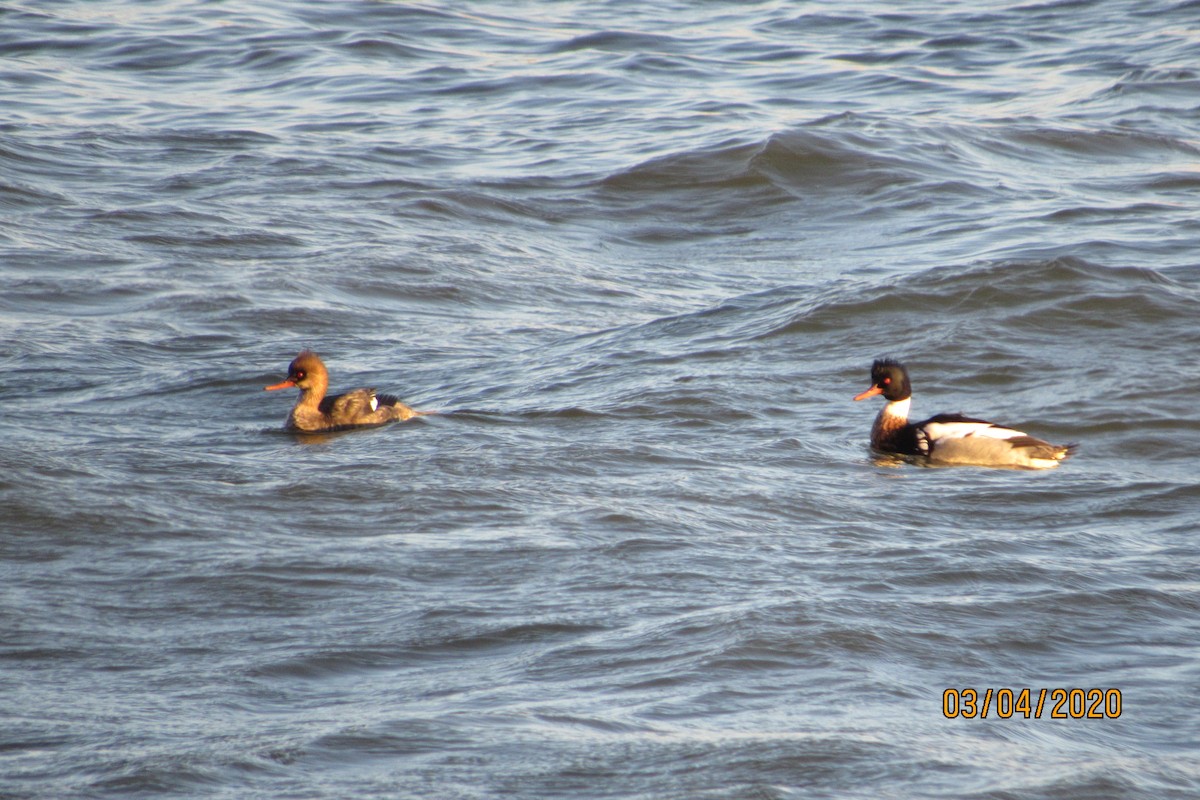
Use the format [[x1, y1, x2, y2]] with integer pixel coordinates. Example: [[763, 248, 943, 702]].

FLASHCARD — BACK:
[[853, 359, 1075, 469], [264, 350, 424, 432]]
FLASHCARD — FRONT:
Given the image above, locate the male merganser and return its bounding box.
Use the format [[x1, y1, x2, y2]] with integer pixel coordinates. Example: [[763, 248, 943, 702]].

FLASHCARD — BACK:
[[853, 359, 1075, 469], [264, 350, 423, 432]]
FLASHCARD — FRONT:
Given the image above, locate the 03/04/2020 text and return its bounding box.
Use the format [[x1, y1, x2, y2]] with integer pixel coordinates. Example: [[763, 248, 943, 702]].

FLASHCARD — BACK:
[[942, 688, 1121, 719]]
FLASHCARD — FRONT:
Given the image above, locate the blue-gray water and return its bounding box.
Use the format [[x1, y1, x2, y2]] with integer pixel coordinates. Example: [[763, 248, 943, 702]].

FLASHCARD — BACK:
[[3, 2, 1199, 798]]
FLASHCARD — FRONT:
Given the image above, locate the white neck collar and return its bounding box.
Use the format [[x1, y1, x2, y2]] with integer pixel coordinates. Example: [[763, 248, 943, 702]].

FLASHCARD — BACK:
[[881, 397, 911, 423]]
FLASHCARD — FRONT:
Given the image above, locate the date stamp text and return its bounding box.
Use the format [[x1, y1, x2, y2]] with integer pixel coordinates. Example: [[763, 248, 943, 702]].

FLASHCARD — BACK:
[[943, 688, 1122, 719]]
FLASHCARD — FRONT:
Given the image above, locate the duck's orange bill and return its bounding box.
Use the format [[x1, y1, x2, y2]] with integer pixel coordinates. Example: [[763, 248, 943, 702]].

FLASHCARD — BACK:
[[264, 379, 296, 391], [853, 385, 883, 401]]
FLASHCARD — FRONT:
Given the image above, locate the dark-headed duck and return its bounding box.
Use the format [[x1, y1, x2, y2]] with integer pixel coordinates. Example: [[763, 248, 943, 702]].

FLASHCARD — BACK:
[[854, 359, 1075, 469]]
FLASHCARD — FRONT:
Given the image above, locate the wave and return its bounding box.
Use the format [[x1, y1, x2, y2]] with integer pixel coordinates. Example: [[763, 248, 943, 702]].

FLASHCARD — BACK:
[[767, 256, 1194, 335], [541, 256, 1194, 359], [469, 255, 1196, 426], [596, 122, 924, 200]]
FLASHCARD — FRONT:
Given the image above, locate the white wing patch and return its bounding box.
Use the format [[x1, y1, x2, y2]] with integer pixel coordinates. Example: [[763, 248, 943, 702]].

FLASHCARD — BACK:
[[906, 409, 1071, 469], [921, 420, 1026, 442], [916, 419, 1030, 457]]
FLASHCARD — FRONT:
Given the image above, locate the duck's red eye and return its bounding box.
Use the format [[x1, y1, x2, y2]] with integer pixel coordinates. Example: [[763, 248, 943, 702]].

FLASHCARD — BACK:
[[294, 370, 305, 379], [882, 377, 891, 385]]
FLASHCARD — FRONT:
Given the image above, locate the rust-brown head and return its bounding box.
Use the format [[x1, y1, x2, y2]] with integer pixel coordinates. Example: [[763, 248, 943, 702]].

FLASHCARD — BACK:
[[264, 350, 328, 392]]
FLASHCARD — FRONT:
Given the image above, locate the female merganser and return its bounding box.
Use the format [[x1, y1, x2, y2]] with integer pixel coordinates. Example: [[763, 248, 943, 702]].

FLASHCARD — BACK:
[[853, 359, 1075, 469], [264, 350, 423, 432]]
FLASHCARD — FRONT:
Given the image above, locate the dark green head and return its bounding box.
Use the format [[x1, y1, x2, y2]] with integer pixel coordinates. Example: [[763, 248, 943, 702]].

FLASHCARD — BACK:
[[854, 359, 912, 402]]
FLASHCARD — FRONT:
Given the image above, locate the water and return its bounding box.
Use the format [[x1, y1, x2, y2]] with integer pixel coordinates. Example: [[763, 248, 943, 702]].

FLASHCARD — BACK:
[[3, 1, 1199, 798]]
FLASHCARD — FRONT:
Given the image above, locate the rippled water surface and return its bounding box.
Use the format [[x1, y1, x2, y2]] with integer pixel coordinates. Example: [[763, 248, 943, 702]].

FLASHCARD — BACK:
[[3, 1, 1200, 798]]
